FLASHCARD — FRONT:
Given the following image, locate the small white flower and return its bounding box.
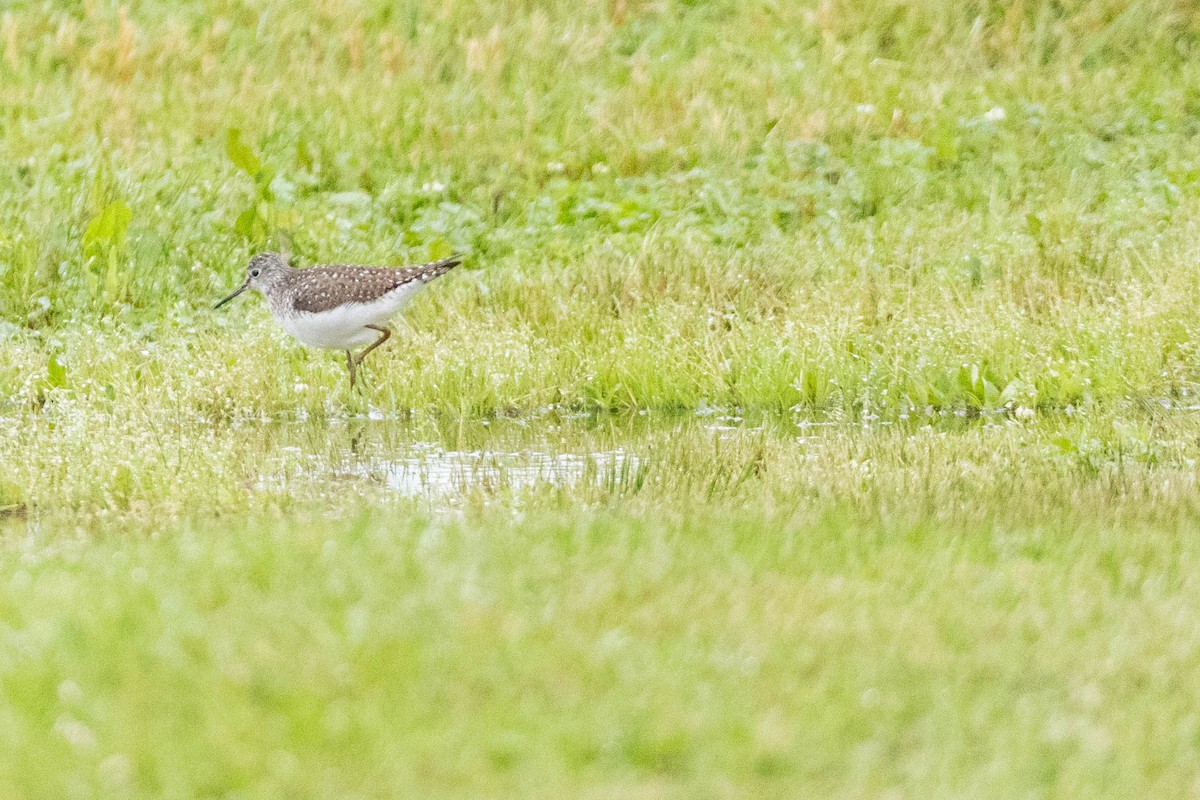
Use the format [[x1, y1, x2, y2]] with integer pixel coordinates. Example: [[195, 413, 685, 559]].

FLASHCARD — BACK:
[[591, 162, 610, 175], [984, 106, 1006, 122], [53, 717, 96, 750], [855, 103, 876, 115], [546, 161, 565, 173], [58, 681, 83, 703], [421, 180, 446, 193], [99, 754, 133, 785]]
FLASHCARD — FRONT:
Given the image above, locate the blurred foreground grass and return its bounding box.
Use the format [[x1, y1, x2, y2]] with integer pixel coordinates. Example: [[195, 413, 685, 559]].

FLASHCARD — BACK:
[[6, 503, 1200, 798], [3, 407, 1200, 796]]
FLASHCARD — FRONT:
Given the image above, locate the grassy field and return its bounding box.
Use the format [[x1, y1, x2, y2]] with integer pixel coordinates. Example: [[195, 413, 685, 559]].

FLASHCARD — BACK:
[[5, 0, 1200, 796]]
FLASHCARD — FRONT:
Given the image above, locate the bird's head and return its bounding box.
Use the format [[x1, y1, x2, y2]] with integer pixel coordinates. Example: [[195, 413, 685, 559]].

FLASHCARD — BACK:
[[214, 252, 290, 309]]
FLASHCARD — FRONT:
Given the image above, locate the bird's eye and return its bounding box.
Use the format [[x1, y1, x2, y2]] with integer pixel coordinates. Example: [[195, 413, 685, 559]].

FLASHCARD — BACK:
[[250, 268, 261, 277]]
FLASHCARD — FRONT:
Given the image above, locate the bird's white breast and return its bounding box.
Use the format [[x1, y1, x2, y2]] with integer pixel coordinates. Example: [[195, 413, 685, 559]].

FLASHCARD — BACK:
[[276, 281, 428, 350]]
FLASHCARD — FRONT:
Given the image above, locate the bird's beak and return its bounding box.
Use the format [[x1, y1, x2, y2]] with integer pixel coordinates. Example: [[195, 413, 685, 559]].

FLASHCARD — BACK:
[[214, 279, 250, 310]]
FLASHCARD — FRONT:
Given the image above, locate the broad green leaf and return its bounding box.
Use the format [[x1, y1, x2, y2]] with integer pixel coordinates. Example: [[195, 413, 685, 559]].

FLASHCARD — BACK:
[[107, 201, 132, 246], [998, 381, 1022, 406], [83, 213, 111, 251], [47, 352, 67, 389], [83, 200, 133, 255], [1052, 437, 1077, 454], [234, 208, 259, 238], [983, 379, 1000, 407], [225, 128, 261, 176], [1025, 212, 1043, 237], [427, 237, 453, 260], [257, 165, 276, 196]]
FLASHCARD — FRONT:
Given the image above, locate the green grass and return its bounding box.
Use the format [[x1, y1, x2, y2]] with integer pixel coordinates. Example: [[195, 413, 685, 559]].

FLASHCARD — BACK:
[[5, 0, 1200, 796], [3, 0, 1200, 415], [8, 501, 1200, 797], [6, 409, 1200, 797]]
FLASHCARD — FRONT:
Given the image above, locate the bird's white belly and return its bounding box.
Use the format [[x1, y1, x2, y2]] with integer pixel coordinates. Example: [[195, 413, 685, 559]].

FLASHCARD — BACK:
[[277, 283, 425, 350]]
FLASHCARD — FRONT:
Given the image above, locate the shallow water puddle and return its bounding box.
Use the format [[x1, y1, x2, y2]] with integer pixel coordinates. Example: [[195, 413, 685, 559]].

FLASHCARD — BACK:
[[374, 447, 638, 497], [248, 415, 657, 504], [238, 409, 1075, 507]]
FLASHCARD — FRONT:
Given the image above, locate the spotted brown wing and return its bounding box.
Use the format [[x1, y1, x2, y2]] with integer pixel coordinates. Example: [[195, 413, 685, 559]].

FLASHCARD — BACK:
[[289, 256, 462, 314]]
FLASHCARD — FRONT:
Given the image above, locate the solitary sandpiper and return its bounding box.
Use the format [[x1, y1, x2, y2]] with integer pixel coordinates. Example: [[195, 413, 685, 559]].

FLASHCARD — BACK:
[[215, 252, 462, 386]]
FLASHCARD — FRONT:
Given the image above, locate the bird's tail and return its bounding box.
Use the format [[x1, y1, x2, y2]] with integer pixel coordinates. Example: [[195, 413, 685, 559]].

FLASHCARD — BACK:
[[413, 253, 465, 283]]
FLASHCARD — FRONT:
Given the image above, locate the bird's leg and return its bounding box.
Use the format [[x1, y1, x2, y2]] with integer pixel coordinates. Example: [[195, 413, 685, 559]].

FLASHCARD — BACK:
[[345, 350, 357, 387], [354, 324, 392, 365]]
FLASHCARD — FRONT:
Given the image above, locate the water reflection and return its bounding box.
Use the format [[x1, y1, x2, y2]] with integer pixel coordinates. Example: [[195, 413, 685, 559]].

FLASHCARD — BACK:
[[248, 412, 664, 504], [224, 408, 1034, 507]]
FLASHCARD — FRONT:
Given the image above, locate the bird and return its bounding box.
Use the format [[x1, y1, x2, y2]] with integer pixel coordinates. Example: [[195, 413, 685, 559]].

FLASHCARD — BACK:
[[214, 251, 462, 386]]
